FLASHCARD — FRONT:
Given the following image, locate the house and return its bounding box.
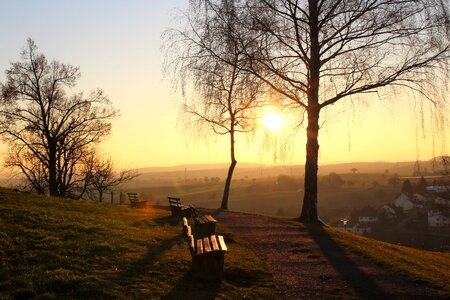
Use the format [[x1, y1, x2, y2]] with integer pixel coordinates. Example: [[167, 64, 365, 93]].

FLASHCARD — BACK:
[[394, 193, 415, 211], [428, 210, 450, 228], [358, 206, 379, 223], [434, 196, 450, 207], [412, 193, 427, 203], [358, 216, 379, 223], [335, 222, 372, 235], [426, 185, 450, 193], [353, 223, 372, 235], [382, 204, 397, 220]]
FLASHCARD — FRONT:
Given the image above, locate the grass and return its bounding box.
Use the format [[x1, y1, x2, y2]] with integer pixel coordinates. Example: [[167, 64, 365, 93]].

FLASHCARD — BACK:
[[0, 188, 275, 299], [315, 225, 450, 297]]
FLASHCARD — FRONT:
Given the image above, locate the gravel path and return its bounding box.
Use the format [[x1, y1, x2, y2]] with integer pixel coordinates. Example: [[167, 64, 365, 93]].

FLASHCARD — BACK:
[[211, 210, 443, 299]]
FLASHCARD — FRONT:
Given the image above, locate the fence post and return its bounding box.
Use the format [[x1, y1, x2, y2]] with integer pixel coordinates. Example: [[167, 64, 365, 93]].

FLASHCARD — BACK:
[[120, 191, 124, 204]]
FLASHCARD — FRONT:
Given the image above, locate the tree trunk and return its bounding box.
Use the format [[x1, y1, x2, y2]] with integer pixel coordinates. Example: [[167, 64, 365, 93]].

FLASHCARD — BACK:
[[221, 130, 236, 209], [300, 0, 321, 223], [300, 107, 320, 223], [48, 144, 59, 197], [99, 190, 103, 202]]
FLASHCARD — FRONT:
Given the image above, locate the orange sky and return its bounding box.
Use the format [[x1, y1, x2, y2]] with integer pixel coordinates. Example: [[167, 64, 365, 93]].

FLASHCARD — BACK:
[[0, 1, 447, 169]]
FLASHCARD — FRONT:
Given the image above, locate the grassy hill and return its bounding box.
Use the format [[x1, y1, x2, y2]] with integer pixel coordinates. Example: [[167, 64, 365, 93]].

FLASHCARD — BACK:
[[1, 188, 448, 299], [0, 188, 275, 299], [318, 226, 450, 296]]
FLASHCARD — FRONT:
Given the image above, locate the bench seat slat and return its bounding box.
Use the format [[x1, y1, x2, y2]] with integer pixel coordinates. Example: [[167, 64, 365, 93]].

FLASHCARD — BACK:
[[196, 239, 204, 255], [217, 235, 227, 252], [206, 215, 216, 223], [210, 235, 219, 251], [203, 237, 212, 253]]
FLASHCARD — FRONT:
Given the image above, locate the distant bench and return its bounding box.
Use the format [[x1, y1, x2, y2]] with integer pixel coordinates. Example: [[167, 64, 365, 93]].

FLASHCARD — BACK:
[[167, 197, 191, 218], [128, 193, 146, 208], [182, 217, 227, 281]]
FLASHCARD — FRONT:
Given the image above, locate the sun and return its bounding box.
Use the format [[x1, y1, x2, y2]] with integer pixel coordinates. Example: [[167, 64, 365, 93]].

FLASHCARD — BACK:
[[262, 112, 284, 131]]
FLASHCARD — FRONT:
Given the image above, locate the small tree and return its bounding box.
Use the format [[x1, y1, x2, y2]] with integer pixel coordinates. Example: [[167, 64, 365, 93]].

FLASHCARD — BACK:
[[88, 153, 139, 202], [401, 179, 414, 197], [324, 172, 344, 188], [388, 175, 400, 188], [416, 176, 428, 195]]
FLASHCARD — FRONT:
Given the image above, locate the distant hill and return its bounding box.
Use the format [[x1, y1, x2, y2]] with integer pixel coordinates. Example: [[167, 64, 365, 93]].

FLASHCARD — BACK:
[[135, 160, 433, 181], [138, 162, 265, 173]]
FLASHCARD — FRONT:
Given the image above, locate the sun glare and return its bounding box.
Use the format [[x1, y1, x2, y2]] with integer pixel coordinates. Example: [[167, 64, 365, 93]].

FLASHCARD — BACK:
[[262, 112, 284, 131]]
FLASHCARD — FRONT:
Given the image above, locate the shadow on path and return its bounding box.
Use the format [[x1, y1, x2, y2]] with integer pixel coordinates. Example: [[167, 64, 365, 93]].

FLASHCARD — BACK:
[[307, 224, 390, 299]]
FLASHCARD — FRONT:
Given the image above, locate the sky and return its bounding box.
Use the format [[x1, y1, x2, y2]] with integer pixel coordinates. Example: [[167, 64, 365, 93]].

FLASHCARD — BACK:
[[0, 1, 447, 169]]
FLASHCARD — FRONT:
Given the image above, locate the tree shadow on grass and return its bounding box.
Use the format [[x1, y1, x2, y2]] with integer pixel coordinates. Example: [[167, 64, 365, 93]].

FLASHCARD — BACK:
[[153, 214, 182, 226], [107, 234, 184, 287], [306, 224, 391, 299], [66, 237, 186, 300], [161, 269, 221, 300]]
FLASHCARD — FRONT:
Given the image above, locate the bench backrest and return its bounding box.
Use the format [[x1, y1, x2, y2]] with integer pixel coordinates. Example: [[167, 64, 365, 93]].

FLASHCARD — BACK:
[[182, 218, 226, 256], [168, 197, 182, 207], [127, 193, 139, 203], [189, 204, 199, 219]]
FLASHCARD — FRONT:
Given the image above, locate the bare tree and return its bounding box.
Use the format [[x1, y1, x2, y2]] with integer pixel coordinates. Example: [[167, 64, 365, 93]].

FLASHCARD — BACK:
[[88, 153, 139, 202], [218, 0, 447, 223], [0, 39, 118, 197], [166, 0, 264, 209]]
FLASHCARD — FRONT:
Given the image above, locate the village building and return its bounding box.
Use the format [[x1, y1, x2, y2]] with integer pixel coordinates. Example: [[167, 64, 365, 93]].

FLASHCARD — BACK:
[[382, 204, 397, 220], [434, 196, 450, 207], [428, 210, 450, 228], [394, 193, 415, 211]]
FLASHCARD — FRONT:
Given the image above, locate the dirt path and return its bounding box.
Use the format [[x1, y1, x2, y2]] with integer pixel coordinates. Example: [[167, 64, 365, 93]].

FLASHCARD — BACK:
[[211, 210, 442, 299]]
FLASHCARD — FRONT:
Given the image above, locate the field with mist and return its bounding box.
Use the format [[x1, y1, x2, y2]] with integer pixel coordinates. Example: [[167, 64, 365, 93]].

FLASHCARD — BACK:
[[121, 161, 431, 220]]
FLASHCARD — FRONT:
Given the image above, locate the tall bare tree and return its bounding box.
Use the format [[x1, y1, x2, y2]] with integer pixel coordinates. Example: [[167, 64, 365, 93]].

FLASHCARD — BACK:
[[217, 0, 448, 223], [166, 0, 263, 209], [0, 39, 118, 197]]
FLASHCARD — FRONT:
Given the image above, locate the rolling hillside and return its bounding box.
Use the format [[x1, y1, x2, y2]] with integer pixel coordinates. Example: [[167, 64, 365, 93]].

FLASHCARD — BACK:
[[0, 188, 448, 298]]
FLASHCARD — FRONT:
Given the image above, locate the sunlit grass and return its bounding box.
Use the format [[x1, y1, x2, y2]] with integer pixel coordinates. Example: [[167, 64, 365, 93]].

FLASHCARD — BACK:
[[323, 225, 450, 297], [0, 188, 275, 299]]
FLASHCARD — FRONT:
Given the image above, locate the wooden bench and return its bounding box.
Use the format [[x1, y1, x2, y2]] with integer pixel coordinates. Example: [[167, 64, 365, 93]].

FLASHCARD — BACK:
[[128, 193, 146, 208], [182, 217, 227, 281], [189, 204, 217, 238], [167, 197, 191, 218], [65, 190, 76, 199]]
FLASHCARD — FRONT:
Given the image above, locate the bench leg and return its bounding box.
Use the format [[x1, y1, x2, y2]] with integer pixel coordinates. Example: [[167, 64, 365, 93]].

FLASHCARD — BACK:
[[192, 252, 225, 281]]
